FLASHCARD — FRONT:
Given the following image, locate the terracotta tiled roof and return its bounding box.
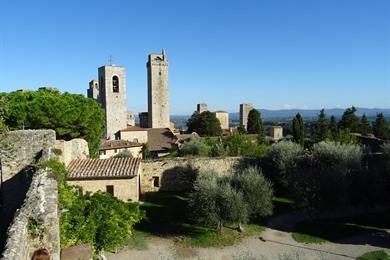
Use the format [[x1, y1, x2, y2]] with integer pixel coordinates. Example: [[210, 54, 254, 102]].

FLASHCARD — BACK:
[[68, 158, 141, 180], [120, 126, 147, 132], [100, 139, 142, 151], [147, 128, 178, 152]]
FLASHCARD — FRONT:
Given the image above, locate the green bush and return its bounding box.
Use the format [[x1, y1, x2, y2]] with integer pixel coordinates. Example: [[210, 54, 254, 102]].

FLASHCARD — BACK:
[[113, 149, 133, 158], [224, 132, 267, 157], [312, 141, 363, 171], [60, 191, 144, 252], [189, 167, 273, 231], [231, 166, 273, 219], [179, 139, 211, 157], [263, 141, 303, 189], [289, 142, 364, 212]]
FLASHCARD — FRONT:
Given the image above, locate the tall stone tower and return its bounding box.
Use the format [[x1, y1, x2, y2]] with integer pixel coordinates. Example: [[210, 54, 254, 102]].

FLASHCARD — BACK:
[[87, 80, 99, 101], [147, 50, 170, 128], [98, 64, 127, 139], [197, 103, 208, 113], [240, 103, 254, 130]]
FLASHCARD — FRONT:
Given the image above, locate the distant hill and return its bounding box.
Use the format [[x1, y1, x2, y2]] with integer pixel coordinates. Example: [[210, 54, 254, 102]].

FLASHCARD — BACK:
[[228, 107, 390, 121]]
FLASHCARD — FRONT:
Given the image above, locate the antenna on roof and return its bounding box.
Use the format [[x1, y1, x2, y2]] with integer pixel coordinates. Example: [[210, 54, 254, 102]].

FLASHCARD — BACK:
[[109, 54, 114, 66]]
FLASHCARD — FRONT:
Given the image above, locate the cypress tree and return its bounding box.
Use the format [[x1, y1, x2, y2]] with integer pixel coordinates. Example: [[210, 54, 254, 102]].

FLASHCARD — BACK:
[[292, 113, 305, 146]]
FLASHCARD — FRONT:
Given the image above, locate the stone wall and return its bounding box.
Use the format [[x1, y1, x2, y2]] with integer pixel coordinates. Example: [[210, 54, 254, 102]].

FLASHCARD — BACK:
[[54, 138, 89, 166], [1, 168, 60, 260], [141, 157, 256, 193], [1, 130, 56, 182], [68, 176, 139, 202]]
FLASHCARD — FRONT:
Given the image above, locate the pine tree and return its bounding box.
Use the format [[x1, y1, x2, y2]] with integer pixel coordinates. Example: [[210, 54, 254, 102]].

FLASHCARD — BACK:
[[358, 114, 372, 135], [314, 109, 329, 142], [373, 113, 389, 140], [338, 106, 359, 132], [329, 115, 338, 141], [292, 113, 305, 146]]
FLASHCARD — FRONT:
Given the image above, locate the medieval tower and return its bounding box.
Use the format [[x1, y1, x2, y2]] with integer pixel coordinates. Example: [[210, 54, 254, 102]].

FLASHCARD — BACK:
[[88, 64, 127, 139], [240, 103, 254, 130], [147, 50, 170, 128]]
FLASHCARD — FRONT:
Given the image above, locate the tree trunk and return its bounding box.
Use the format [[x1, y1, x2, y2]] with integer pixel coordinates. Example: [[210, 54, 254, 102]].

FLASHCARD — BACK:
[[238, 223, 244, 232]]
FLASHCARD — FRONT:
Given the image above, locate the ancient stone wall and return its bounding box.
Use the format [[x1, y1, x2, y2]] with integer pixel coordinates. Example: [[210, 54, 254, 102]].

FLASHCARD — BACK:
[[1, 168, 60, 260], [141, 157, 257, 193], [1, 130, 56, 182], [54, 138, 89, 166]]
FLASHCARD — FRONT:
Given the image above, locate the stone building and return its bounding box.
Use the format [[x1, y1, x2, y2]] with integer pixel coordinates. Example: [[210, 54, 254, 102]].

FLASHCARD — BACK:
[[270, 126, 283, 140], [127, 112, 135, 127], [213, 111, 229, 129], [87, 64, 127, 140], [99, 140, 143, 159], [147, 50, 170, 128], [139, 112, 149, 128], [240, 103, 254, 130], [67, 158, 141, 202], [118, 126, 178, 158], [87, 80, 99, 101], [197, 103, 208, 113]]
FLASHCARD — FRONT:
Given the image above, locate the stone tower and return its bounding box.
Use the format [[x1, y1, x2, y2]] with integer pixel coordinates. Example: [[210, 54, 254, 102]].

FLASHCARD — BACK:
[[197, 103, 208, 113], [240, 103, 254, 130], [147, 50, 170, 128], [87, 79, 99, 101], [97, 64, 127, 139]]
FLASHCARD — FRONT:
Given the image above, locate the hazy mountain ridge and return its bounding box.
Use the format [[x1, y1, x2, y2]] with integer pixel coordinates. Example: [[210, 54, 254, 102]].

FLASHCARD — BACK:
[[171, 107, 390, 121]]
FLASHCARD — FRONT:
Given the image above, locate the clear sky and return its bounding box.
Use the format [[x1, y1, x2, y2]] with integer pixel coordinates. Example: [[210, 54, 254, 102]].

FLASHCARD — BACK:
[[0, 0, 389, 114]]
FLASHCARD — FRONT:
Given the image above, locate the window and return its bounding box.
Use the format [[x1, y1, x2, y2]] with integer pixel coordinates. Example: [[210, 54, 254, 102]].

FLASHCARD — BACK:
[[78, 187, 83, 196], [153, 176, 160, 188], [112, 76, 119, 92], [114, 149, 117, 153], [106, 185, 114, 196]]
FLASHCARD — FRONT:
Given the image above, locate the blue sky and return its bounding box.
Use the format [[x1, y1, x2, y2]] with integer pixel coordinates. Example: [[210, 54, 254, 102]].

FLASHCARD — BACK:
[[0, 0, 389, 114]]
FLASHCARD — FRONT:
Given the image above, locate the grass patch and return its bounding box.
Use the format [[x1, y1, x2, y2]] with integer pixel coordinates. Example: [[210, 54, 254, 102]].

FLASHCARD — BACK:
[[181, 224, 265, 248], [292, 211, 390, 244], [357, 250, 390, 260], [136, 192, 265, 248]]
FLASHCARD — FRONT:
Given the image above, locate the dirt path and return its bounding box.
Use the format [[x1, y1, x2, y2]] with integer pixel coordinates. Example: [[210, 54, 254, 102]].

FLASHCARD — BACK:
[[105, 227, 389, 260]]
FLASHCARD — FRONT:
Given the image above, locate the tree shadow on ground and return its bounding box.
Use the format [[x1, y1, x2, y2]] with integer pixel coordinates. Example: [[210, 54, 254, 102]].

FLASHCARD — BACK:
[[136, 191, 203, 237], [0, 166, 35, 252], [283, 210, 390, 248]]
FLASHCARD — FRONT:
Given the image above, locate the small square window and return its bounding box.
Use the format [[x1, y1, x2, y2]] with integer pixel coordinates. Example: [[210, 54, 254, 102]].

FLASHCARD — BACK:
[[106, 185, 114, 196]]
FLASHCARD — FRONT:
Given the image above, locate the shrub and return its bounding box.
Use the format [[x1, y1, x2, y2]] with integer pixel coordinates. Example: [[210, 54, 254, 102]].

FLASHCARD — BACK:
[[289, 142, 364, 212], [312, 141, 363, 171], [113, 149, 133, 158], [179, 139, 211, 157], [263, 141, 303, 189], [60, 191, 144, 252], [189, 167, 273, 231], [231, 166, 273, 219], [224, 132, 267, 157]]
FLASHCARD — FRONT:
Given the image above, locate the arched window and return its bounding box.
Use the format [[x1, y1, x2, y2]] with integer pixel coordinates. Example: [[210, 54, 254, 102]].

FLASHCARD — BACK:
[[112, 76, 119, 92]]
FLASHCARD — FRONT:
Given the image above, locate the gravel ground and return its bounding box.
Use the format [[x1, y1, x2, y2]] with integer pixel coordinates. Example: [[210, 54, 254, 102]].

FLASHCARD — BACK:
[[105, 227, 389, 260]]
